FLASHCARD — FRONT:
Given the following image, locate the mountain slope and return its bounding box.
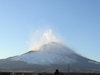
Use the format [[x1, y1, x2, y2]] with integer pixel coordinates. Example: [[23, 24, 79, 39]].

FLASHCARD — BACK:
[[10, 42, 77, 65], [0, 42, 100, 72]]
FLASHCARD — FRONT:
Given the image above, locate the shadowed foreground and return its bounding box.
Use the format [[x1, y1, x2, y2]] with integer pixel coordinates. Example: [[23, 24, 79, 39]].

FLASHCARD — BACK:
[[0, 72, 100, 75]]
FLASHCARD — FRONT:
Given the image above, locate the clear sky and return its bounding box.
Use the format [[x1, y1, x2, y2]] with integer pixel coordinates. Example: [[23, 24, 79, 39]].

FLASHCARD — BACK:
[[0, 0, 100, 61]]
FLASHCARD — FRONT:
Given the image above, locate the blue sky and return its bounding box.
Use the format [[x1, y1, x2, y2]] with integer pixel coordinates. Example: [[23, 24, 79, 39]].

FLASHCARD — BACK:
[[0, 0, 100, 61]]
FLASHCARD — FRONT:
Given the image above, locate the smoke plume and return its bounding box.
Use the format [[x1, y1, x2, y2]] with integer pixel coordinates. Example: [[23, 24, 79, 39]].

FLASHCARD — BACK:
[[29, 29, 61, 51]]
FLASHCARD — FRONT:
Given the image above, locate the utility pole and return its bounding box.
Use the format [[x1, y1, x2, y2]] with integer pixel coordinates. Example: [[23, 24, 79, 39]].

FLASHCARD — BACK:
[[68, 64, 70, 75]]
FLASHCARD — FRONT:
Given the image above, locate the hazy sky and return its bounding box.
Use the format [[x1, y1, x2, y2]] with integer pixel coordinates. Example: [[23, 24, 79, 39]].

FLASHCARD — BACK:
[[0, 0, 100, 61]]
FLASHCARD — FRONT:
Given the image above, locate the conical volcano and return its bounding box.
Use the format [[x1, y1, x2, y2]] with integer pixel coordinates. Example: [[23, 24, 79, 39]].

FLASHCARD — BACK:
[[11, 42, 77, 65], [0, 42, 100, 72]]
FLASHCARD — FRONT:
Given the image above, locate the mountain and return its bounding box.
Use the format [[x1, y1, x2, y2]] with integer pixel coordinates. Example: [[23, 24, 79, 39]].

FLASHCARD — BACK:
[[0, 42, 100, 72]]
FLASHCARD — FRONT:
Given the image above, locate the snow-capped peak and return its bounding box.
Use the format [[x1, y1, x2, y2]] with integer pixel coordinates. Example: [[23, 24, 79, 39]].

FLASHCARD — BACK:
[[10, 42, 77, 65]]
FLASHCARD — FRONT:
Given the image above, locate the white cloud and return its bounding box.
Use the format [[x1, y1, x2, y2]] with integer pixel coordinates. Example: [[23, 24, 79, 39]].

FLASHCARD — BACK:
[[28, 29, 61, 51]]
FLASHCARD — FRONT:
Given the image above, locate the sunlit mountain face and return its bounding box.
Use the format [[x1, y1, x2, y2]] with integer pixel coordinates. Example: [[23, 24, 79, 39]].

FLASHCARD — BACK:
[[0, 42, 100, 72], [10, 42, 77, 65]]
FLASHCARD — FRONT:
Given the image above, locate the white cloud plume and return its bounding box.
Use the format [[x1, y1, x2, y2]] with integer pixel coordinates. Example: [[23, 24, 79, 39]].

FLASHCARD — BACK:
[[29, 29, 60, 51]]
